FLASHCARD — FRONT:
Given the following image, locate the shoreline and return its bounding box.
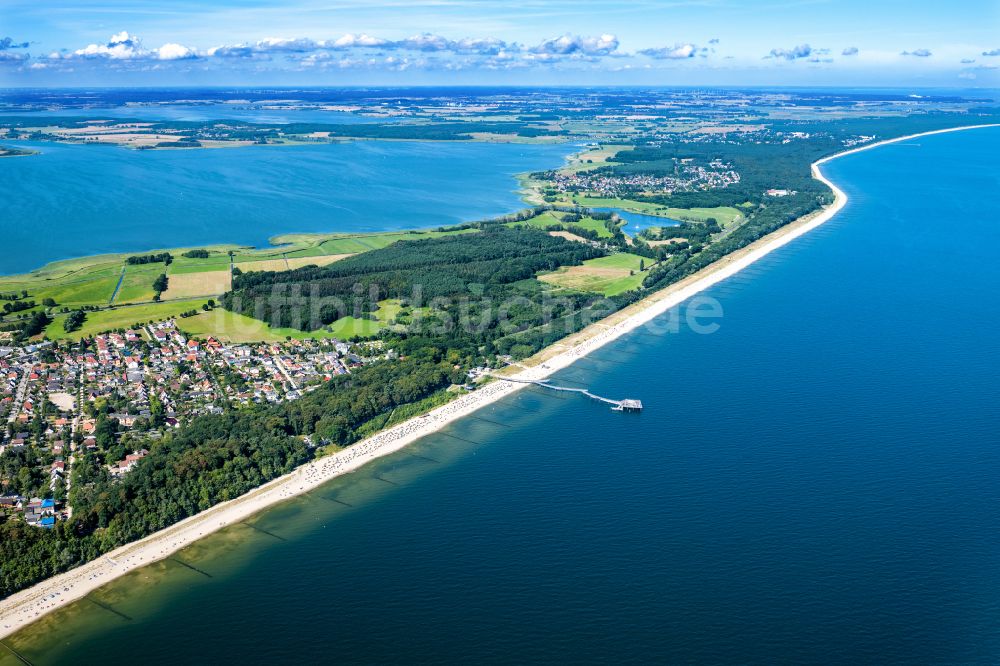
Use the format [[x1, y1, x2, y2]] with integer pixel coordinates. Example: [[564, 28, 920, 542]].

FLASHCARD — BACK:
[[2, 123, 997, 641]]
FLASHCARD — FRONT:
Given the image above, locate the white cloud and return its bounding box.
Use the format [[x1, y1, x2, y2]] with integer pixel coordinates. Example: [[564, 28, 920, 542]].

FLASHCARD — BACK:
[[396, 33, 452, 51], [332, 33, 386, 48], [210, 32, 508, 58], [206, 44, 256, 58], [451, 37, 507, 55], [842, 47, 859, 56], [48, 29, 640, 73], [531, 33, 618, 56], [208, 37, 318, 58], [157, 43, 196, 60], [983, 48, 1000, 56], [901, 48, 932, 57], [74, 31, 144, 59], [256, 37, 324, 52], [767, 44, 812, 60], [639, 43, 697, 60], [66, 31, 198, 61]]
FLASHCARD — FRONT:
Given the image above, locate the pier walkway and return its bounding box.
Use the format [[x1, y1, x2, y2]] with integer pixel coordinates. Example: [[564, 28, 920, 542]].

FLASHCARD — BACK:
[[490, 375, 642, 411]]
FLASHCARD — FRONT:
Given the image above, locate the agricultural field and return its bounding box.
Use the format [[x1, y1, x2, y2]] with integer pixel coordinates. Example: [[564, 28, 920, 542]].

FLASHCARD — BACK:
[[281, 245, 330, 259], [233, 254, 352, 274], [169, 251, 233, 274], [548, 230, 591, 244], [233, 258, 291, 273], [160, 269, 232, 300], [1, 227, 471, 327], [538, 252, 650, 297], [114, 264, 166, 304]]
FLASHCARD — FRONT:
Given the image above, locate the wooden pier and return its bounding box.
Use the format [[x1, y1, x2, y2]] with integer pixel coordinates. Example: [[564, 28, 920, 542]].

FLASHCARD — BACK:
[[492, 376, 642, 412]]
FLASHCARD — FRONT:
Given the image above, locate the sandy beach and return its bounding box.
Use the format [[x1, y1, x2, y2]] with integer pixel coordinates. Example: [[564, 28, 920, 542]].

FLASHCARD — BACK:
[[2, 123, 997, 640]]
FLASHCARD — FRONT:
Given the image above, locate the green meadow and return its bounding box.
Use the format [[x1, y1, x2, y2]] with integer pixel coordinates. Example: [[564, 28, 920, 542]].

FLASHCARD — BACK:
[[176, 299, 404, 343], [538, 252, 650, 297], [43, 300, 211, 341], [507, 211, 618, 238]]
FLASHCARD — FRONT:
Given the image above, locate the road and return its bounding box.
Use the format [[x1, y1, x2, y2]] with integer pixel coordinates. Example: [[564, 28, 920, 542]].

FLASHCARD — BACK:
[[6, 361, 30, 424]]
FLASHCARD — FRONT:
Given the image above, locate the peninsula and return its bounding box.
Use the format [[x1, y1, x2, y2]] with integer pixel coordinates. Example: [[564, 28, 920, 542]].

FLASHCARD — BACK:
[[2, 123, 998, 639], [2, 82, 999, 641]]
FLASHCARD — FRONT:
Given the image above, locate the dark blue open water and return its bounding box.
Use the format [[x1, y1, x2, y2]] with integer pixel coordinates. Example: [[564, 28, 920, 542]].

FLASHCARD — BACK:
[[3, 127, 999, 664]]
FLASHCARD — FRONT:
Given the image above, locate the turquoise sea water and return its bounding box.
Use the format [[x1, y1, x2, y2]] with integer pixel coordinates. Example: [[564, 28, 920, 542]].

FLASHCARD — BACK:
[[4, 127, 1000, 664], [0, 140, 571, 274]]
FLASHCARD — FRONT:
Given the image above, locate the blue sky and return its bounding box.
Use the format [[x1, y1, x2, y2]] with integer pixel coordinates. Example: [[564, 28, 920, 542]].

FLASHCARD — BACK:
[[1, 0, 998, 87]]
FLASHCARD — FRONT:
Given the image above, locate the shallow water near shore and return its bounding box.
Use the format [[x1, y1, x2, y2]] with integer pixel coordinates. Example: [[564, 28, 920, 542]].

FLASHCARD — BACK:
[[4, 127, 1000, 664], [0, 139, 571, 274]]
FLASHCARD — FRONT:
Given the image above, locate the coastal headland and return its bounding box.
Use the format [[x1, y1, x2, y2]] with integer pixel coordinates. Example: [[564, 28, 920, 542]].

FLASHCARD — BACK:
[[3, 123, 996, 640]]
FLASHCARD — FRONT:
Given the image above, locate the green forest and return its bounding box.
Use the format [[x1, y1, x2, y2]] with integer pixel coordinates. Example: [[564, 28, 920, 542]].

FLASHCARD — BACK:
[[224, 227, 608, 355]]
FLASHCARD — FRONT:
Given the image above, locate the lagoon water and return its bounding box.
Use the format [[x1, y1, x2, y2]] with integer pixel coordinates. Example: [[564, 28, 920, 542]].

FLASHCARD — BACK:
[[4, 127, 1000, 664], [591, 206, 682, 232], [0, 140, 571, 274]]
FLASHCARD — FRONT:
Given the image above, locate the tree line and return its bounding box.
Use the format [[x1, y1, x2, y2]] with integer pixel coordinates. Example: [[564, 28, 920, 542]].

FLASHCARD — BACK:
[[126, 252, 173, 266]]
